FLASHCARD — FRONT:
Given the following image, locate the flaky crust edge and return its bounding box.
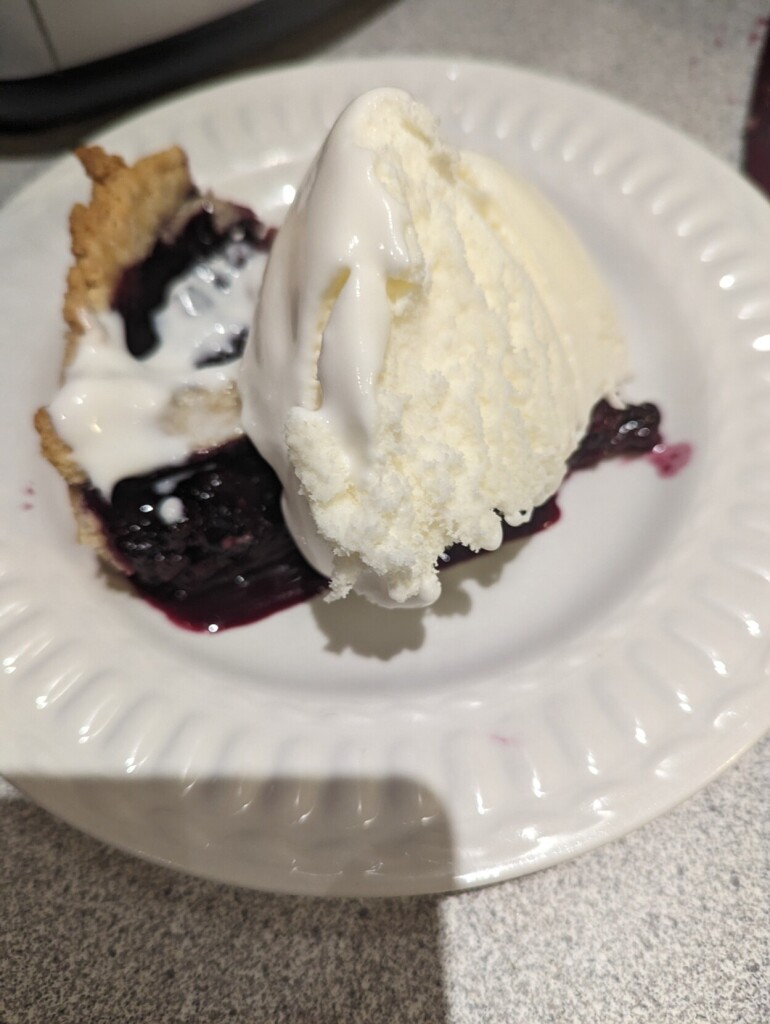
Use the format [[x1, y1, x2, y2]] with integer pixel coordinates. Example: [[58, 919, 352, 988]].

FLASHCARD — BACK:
[[34, 145, 194, 565]]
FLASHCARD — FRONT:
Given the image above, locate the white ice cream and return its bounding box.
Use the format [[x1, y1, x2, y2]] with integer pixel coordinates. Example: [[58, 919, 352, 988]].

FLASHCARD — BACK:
[[241, 87, 628, 608]]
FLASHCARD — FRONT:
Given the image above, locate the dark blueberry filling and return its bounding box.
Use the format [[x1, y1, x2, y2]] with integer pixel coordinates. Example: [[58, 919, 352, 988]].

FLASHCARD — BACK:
[[193, 326, 248, 369], [87, 199, 664, 631], [112, 202, 274, 360], [83, 399, 660, 631], [568, 400, 661, 470], [442, 497, 562, 570], [84, 440, 327, 632]]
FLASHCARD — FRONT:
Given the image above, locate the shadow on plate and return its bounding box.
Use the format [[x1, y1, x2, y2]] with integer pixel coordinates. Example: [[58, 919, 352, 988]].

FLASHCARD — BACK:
[[311, 536, 529, 659]]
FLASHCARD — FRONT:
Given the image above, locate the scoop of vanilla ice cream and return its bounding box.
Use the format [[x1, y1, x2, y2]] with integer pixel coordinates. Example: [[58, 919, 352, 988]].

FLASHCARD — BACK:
[[239, 88, 627, 608]]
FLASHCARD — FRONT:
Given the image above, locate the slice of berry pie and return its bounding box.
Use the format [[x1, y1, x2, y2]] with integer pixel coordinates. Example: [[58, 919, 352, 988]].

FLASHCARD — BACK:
[[35, 146, 329, 630]]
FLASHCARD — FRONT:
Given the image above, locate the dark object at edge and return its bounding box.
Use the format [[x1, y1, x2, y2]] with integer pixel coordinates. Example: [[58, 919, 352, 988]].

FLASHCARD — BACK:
[[0, 0, 355, 131], [743, 20, 770, 196]]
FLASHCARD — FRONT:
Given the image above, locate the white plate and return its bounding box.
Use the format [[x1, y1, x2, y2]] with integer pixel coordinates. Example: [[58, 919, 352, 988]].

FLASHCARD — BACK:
[[2, 57, 770, 896]]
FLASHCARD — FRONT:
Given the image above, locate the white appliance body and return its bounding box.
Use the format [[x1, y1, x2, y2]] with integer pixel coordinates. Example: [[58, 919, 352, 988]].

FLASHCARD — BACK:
[[1, 0, 257, 79]]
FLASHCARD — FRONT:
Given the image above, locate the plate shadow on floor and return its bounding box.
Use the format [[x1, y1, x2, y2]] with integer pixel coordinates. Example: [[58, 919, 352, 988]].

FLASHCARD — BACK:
[[0, 774, 453, 1022]]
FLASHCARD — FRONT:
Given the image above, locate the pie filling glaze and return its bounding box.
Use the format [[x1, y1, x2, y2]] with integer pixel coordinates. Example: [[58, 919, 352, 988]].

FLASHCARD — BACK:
[[76, 198, 662, 631]]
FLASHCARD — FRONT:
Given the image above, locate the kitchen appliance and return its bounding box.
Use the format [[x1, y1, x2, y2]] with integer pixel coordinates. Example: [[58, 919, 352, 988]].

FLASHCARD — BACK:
[[0, 0, 357, 129]]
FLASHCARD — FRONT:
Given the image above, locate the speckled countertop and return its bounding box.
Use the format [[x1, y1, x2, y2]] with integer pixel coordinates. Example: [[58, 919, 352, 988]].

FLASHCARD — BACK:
[[1, 2, 768, 1021]]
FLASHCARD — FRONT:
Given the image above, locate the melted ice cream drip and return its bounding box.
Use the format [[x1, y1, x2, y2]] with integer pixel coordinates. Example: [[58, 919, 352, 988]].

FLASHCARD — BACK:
[[48, 207, 268, 497]]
